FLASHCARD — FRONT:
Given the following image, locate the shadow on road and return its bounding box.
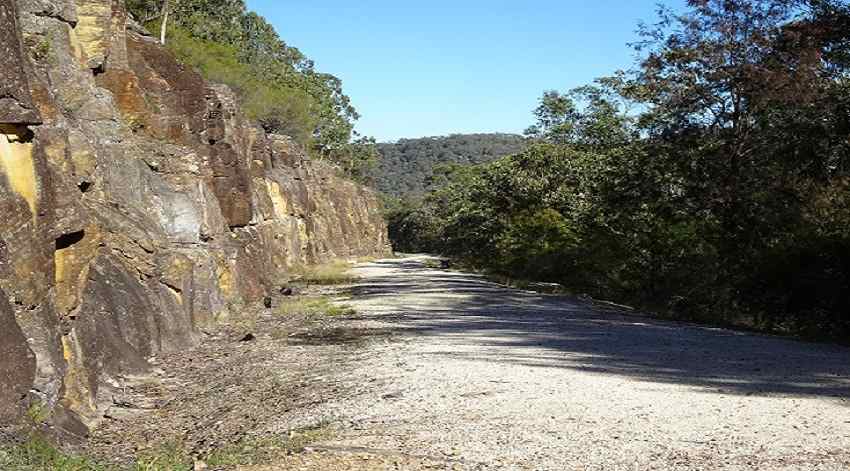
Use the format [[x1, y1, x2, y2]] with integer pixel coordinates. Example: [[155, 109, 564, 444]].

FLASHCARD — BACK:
[[351, 259, 850, 400]]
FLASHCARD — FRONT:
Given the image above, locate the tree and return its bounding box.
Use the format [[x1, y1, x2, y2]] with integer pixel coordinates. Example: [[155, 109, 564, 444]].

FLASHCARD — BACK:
[[160, 0, 170, 44], [523, 90, 578, 144], [330, 134, 381, 184], [614, 0, 850, 249], [525, 85, 635, 151], [126, 0, 173, 43]]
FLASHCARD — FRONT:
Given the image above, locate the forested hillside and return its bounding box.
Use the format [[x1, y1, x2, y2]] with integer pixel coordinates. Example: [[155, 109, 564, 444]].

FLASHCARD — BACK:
[[389, 0, 850, 341], [372, 134, 527, 197]]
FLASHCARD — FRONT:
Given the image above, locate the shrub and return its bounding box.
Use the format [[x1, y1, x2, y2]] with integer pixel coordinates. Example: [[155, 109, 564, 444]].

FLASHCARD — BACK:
[[0, 435, 107, 471], [293, 261, 357, 285]]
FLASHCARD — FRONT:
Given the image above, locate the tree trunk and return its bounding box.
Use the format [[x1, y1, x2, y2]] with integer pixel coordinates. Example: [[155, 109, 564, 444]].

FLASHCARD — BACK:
[[159, 0, 170, 45]]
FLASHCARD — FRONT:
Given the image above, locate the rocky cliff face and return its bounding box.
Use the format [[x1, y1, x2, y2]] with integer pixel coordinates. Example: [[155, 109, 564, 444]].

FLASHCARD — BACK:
[[0, 0, 389, 438]]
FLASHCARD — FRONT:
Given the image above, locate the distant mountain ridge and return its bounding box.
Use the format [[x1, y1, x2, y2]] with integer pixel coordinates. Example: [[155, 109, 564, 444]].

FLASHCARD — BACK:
[[373, 133, 527, 197]]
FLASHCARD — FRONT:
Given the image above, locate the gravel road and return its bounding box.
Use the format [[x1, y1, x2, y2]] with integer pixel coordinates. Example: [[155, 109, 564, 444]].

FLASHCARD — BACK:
[[290, 256, 850, 471]]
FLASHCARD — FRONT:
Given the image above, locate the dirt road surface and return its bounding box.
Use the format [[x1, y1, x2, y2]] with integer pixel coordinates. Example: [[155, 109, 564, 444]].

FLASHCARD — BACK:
[[268, 256, 850, 471]]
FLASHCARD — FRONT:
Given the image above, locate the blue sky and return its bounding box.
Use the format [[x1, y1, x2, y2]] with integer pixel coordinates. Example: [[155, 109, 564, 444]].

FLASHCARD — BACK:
[[245, 1, 686, 142]]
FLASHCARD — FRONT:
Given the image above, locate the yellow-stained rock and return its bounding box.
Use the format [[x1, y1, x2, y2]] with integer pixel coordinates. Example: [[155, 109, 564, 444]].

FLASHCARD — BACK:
[[55, 225, 101, 317], [60, 331, 97, 422], [0, 125, 38, 221], [217, 261, 234, 299], [68, 26, 87, 65], [74, 0, 112, 69], [162, 254, 194, 305], [267, 180, 289, 218]]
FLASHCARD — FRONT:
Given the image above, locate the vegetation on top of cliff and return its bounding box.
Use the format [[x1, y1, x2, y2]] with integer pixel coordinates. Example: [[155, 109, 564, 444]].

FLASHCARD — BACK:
[[388, 0, 850, 341], [164, 28, 318, 145], [371, 133, 527, 198], [127, 0, 379, 180]]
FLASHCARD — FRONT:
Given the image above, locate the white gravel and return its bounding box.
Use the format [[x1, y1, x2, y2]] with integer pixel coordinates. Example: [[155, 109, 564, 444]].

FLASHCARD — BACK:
[[308, 256, 850, 470]]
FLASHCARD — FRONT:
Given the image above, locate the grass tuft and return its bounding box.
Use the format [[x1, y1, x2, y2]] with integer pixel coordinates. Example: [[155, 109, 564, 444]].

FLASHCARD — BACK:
[[133, 441, 192, 471], [0, 435, 107, 471], [294, 260, 357, 285], [0, 425, 333, 471], [204, 422, 333, 467], [26, 402, 49, 426]]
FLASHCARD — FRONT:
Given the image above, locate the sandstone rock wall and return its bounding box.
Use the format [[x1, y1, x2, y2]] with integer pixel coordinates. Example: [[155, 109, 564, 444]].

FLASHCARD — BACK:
[[0, 0, 389, 437]]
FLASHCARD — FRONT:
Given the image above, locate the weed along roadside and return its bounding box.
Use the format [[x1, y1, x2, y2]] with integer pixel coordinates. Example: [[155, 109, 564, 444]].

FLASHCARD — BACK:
[[291, 260, 360, 286], [0, 259, 380, 470]]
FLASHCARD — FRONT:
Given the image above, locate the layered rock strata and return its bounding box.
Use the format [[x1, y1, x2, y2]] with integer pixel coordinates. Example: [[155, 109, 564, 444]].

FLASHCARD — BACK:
[[0, 0, 389, 437]]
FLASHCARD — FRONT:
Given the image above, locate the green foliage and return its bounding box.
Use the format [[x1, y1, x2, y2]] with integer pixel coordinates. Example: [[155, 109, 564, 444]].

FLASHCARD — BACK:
[[129, 0, 374, 169], [329, 134, 381, 184], [0, 425, 332, 470], [25, 402, 49, 426], [164, 27, 318, 148], [205, 424, 332, 467], [391, 0, 850, 341], [493, 208, 581, 281], [294, 260, 358, 285], [523, 90, 578, 144], [524, 85, 635, 150], [126, 0, 162, 22], [243, 86, 316, 145], [134, 442, 192, 471], [0, 435, 107, 471], [373, 134, 527, 197]]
